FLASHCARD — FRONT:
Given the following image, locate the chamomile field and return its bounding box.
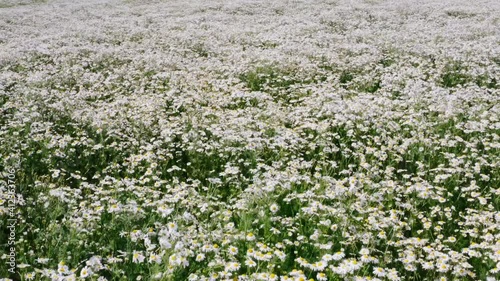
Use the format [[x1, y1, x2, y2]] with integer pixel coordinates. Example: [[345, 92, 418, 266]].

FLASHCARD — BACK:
[[0, 0, 499, 280]]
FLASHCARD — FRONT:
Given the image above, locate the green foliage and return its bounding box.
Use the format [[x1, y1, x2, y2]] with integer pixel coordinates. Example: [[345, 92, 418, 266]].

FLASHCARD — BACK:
[[440, 62, 497, 89]]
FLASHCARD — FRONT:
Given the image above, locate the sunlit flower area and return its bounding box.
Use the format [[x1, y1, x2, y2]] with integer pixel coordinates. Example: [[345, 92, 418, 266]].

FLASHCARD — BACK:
[[0, 0, 499, 280]]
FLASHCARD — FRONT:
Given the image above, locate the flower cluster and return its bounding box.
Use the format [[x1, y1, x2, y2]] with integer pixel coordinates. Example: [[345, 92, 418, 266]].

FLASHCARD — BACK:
[[0, 0, 499, 280]]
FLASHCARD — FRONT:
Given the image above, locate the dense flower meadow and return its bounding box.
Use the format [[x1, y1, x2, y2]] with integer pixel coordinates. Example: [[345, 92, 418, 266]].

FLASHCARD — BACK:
[[0, 0, 499, 280]]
